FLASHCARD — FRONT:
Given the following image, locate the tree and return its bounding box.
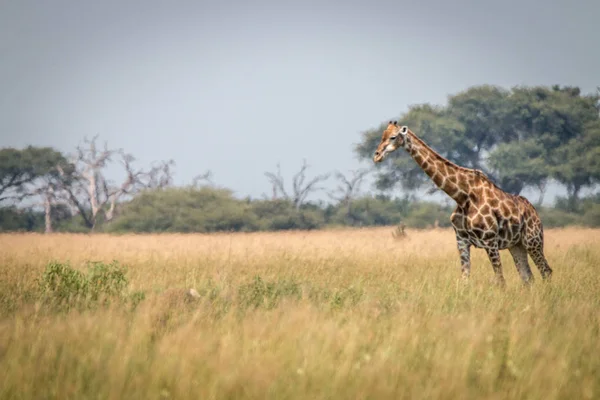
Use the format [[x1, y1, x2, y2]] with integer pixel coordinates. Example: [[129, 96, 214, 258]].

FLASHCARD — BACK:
[[446, 85, 514, 170], [0, 146, 73, 233], [508, 85, 600, 203], [551, 120, 600, 210], [0, 147, 68, 203], [487, 140, 548, 203], [264, 159, 330, 211], [31, 160, 75, 233], [57, 136, 174, 230], [328, 169, 369, 222]]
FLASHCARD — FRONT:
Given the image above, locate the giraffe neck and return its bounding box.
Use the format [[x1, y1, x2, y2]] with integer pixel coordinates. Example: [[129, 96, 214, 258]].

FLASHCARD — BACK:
[[404, 131, 472, 205]]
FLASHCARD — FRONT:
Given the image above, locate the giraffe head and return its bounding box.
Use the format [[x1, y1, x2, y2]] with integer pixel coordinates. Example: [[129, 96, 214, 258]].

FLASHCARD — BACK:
[[373, 121, 409, 163]]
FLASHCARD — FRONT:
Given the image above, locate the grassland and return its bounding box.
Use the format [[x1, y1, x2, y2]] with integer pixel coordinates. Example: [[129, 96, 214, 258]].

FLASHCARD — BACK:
[[1, 227, 599, 400]]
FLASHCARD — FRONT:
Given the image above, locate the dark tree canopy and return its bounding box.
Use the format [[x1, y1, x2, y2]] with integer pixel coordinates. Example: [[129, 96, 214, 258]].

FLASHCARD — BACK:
[[0, 146, 69, 202]]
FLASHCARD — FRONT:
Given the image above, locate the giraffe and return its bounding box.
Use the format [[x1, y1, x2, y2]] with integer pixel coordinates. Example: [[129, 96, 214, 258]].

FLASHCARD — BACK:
[[373, 121, 553, 286]]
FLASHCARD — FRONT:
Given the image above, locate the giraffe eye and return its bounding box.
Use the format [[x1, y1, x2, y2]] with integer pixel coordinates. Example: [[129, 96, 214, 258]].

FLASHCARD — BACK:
[[390, 136, 397, 141]]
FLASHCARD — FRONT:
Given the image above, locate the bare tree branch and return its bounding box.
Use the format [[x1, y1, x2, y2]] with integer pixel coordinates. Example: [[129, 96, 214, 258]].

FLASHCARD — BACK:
[[328, 169, 369, 218], [264, 163, 289, 200], [192, 170, 213, 188], [146, 159, 175, 189], [266, 160, 330, 210], [55, 136, 175, 230], [328, 168, 369, 203], [104, 152, 147, 221]]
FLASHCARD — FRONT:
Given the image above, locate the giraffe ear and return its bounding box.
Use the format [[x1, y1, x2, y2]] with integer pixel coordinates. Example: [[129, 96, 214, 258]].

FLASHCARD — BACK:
[[400, 126, 408, 135]]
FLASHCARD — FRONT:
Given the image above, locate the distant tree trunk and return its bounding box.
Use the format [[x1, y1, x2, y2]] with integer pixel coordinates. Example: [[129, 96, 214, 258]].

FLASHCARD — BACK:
[[346, 198, 352, 222], [566, 183, 582, 212], [44, 191, 53, 234], [536, 181, 547, 207]]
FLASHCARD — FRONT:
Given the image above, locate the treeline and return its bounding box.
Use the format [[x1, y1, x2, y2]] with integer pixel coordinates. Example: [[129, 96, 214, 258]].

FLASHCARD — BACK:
[[0, 187, 451, 232], [2, 187, 600, 233], [1, 84, 599, 233]]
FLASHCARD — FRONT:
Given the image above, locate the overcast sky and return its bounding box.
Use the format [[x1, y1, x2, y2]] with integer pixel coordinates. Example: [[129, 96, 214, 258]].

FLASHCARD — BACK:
[[1, 0, 598, 203]]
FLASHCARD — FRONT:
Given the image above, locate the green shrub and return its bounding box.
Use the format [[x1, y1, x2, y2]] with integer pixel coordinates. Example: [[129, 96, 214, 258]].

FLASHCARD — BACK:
[[38, 260, 136, 311], [238, 276, 302, 310]]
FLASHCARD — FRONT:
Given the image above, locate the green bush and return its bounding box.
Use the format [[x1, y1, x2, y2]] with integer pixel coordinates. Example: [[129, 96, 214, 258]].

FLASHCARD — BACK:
[[38, 260, 140, 311], [0, 206, 43, 232], [238, 276, 302, 310], [109, 187, 261, 233]]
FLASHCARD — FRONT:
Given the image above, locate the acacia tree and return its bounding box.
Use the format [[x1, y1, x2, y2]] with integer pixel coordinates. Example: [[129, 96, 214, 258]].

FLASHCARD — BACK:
[[0, 146, 72, 233], [0, 147, 68, 203], [31, 161, 74, 233], [551, 120, 600, 210], [487, 140, 548, 204], [265, 159, 330, 211], [446, 85, 514, 170], [508, 85, 600, 204]]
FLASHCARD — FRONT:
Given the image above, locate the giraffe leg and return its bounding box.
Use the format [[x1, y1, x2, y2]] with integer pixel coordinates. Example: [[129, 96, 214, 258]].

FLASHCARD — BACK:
[[456, 237, 471, 280], [527, 244, 553, 281], [508, 244, 534, 285], [485, 246, 506, 287], [524, 224, 553, 281]]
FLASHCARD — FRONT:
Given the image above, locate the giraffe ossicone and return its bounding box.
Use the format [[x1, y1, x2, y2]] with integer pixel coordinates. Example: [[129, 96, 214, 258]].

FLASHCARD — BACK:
[[373, 122, 553, 286]]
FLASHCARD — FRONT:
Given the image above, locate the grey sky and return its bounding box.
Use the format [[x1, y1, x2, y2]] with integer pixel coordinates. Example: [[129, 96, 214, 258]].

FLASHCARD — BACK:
[[1, 0, 598, 203]]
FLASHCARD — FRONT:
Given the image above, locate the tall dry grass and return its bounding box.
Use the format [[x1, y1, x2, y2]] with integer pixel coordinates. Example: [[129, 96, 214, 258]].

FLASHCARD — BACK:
[[1, 227, 599, 399]]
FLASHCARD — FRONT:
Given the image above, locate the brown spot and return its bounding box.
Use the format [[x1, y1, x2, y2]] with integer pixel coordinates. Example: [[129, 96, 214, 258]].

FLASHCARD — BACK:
[[414, 154, 424, 164], [480, 204, 491, 215], [436, 161, 448, 175], [432, 173, 444, 187], [501, 203, 510, 216], [489, 198, 499, 207], [447, 174, 458, 184], [446, 186, 459, 197], [484, 215, 495, 227], [472, 214, 484, 228], [455, 191, 468, 205]]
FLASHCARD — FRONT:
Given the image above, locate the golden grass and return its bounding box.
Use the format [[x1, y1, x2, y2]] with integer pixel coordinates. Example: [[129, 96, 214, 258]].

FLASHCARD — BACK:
[[1, 227, 599, 399]]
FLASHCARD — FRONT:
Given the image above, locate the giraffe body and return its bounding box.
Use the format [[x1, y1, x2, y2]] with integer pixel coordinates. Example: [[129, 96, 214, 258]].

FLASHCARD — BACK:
[[373, 122, 552, 285]]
